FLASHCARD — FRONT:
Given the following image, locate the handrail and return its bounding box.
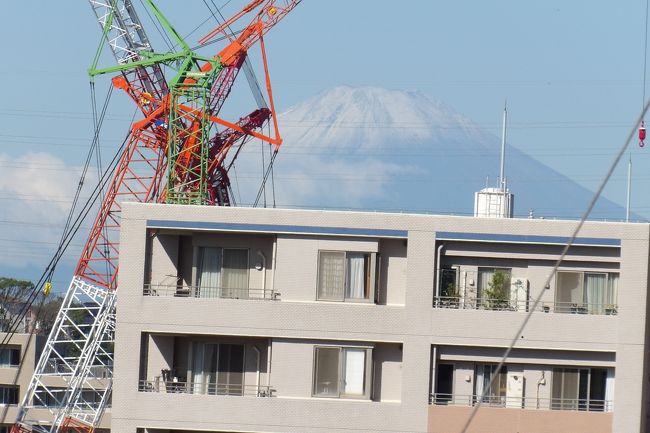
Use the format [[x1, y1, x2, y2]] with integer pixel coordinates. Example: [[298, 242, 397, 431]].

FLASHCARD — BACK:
[[138, 379, 274, 397], [429, 392, 613, 412], [433, 297, 618, 315], [143, 283, 280, 300]]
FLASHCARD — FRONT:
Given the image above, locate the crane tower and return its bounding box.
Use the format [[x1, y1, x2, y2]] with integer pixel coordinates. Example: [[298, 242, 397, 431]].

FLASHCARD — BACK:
[[11, 1, 302, 432]]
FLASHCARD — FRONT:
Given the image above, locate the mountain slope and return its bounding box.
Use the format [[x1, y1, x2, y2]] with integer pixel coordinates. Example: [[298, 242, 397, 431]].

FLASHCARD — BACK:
[[237, 86, 627, 220]]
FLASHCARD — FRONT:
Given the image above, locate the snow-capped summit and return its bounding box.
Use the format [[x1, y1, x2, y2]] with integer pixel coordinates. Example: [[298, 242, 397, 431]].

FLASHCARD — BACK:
[[279, 86, 491, 151], [238, 86, 627, 219]]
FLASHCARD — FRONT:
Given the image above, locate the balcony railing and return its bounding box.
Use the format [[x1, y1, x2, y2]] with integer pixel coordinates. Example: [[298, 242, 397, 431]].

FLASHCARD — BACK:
[[41, 359, 113, 378], [433, 297, 618, 315], [138, 379, 274, 397], [143, 284, 280, 301], [429, 393, 613, 412]]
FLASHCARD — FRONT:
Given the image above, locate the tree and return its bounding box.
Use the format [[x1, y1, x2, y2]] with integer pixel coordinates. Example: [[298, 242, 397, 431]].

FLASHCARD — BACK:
[[483, 270, 511, 310], [0, 277, 36, 332], [35, 296, 64, 336]]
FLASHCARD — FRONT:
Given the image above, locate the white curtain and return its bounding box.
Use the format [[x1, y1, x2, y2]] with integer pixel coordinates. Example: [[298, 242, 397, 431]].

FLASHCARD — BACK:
[[607, 274, 619, 307], [318, 252, 345, 300], [585, 273, 606, 314], [222, 249, 249, 298], [475, 364, 506, 404], [192, 343, 205, 394], [605, 368, 615, 412], [477, 269, 494, 301], [198, 247, 221, 298], [343, 349, 366, 396], [474, 365, 486, 400], [346, 254, 366, 299]]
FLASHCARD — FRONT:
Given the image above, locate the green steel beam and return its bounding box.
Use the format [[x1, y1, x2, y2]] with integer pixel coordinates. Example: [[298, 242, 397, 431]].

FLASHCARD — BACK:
[[142, 0, 191, 52], [89, 0, 118, 82], [88, 51, 189, 77]]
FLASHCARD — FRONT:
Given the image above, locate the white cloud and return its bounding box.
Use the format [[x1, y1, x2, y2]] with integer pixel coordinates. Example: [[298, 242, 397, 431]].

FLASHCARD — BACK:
[[272, 156, 411, 208], [0, 152, 94, 270]]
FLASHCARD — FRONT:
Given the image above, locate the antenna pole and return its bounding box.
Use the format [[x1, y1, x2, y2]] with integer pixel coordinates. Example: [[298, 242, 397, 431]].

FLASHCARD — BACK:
[[626, 155, 632, 222], [500, 101, 507, 192]]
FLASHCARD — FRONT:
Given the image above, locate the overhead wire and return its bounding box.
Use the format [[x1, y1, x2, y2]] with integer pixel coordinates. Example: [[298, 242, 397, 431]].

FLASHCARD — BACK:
[[0, 89, 134, 356], [0, 122, 131, 351]]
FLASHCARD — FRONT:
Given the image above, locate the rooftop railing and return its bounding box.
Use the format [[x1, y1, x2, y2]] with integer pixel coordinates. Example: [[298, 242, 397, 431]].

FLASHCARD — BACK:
[[143, 284, 280, 301], [429, 393, 613, 412], [138, 379, 274, 397], [433, 297, 618, 315]]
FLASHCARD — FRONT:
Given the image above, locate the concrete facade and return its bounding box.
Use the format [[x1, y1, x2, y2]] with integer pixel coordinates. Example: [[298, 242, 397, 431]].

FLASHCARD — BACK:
[[114, 203, 650, 433], [0, 333, 41, 433]]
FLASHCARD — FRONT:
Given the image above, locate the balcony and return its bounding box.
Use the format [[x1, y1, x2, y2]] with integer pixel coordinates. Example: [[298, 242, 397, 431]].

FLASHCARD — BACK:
[[429, 393, 613, 412], [433, 297, 618, 315], [143, 283, 279, 300], [138, 379, 274, 397]]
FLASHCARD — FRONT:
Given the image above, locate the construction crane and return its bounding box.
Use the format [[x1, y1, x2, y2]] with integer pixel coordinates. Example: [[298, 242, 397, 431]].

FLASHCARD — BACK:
[[11, 1, 301, 432]]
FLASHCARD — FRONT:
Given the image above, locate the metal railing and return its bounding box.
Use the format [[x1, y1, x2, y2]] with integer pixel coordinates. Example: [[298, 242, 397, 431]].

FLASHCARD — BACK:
[[138, 379, 274, 397], [143, 284, 280, 301], [41, 358, 112, 378], [429, 393, 613, 412], [433, 297, 618, 315]]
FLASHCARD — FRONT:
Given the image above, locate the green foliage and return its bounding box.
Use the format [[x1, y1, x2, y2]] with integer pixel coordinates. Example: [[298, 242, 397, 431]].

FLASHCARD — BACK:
[[484, 270, 511, 310], [0, 277, 34, 298], [35, 296, 64, 336]]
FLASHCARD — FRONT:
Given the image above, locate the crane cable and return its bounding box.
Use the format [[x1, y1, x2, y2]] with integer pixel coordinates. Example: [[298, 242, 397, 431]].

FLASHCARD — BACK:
[[461, 8, 650, 428], [641, 0, 649, 147], [460, 99, 650, 433], [0, 86, 124, 352]]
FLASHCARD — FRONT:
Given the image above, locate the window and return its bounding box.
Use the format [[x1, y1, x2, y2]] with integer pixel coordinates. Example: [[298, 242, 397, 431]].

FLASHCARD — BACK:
[[439, 267, 459, 298], [191, 343, 244, 396], [552, 368, 611, 411], [313, 346, 372, 398], [0, 348, 19, 367], [555, 272, 619, 314], [474, 364, 507, 406], [34, 387, 64, 408], [196, 247, 249, 298], [478, 268, 511, 309], [0, 386, 18, 405], [434, 364, 454, 404], [317, 251, 375, 301]]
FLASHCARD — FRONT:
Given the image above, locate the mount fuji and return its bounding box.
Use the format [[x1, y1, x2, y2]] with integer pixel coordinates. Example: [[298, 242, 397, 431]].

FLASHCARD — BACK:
[[236, 86, 629, 220]]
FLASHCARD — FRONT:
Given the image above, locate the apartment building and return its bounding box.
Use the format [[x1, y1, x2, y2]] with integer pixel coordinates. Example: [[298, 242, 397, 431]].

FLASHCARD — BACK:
[[0, 320, 112, 432], [0, 333, 41, 433], [114, 202, 650, 433]]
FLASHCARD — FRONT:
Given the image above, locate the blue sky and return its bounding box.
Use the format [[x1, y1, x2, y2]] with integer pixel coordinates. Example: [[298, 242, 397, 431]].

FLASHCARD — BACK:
[[1, 0, 649, 287]]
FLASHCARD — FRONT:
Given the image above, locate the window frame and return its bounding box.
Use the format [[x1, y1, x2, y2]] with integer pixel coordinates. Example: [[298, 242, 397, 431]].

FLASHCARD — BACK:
[[312, 345, 373, 399], [551, 367, 609, 412], [189, 341, 246, 396], [0, 347, 20, 368], [473, 363, 508, 407], [554, 271, 619, 314], [0, 386, 18, 406], [477, 267, 512, 298], [316, 250, 376, 303]]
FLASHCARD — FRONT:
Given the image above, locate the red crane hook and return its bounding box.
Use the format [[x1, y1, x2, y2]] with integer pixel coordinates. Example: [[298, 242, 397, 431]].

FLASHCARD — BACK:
[[640, 120, 646, 147]]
